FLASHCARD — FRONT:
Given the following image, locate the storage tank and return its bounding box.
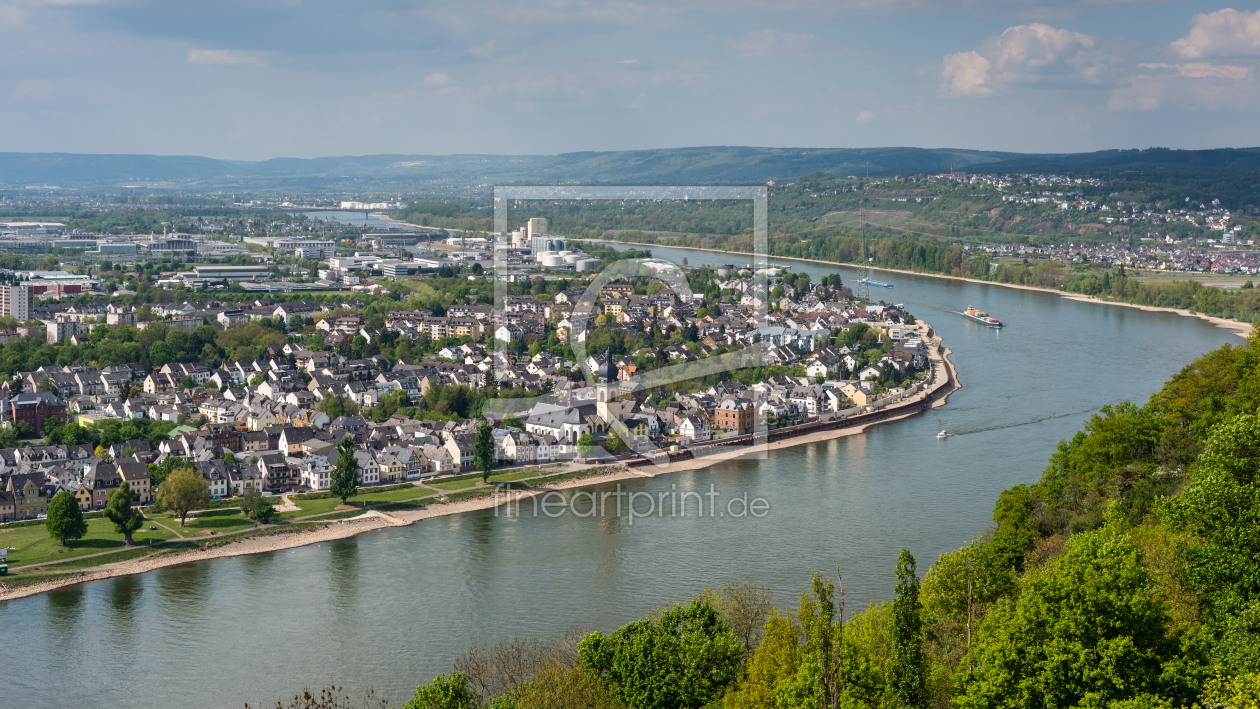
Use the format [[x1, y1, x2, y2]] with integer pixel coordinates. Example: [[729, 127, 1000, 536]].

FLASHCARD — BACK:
[[716, 264, 735, 276], [563, 254, 582, 264], [576, 258, 602, 272], [558, 250, 573, 257], [541, 254, 564, 268]]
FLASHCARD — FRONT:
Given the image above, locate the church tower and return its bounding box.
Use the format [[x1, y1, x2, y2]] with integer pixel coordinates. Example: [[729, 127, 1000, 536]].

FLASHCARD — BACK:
[[595, 348, 620, 423]]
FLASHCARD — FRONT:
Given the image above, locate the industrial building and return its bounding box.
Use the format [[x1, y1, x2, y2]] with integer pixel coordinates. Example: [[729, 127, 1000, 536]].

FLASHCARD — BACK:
[[377, 260, 416, 278], [243, 237, 336, 258], [192, 265, 271, 281]]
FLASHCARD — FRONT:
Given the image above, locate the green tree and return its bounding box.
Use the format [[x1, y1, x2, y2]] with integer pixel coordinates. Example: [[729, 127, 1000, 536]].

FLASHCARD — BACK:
[[38, 375, 56, 393], [920, 538, 1015, 652], [241, 490, 276, 525], [784, 572, 845, 709], [401, 672, 476, 709], [577, 433, 597, 457], [45, 490, 88, 546], [953, 521, 1205, 708], [1159, 413, 1260, 672], [149, 341, 174, 368], [988, 484, 1037, 572], [179, 375, 196, 390], [604, 428, 623, 455], [578, 597, 743, 709], [330, 436, 358, 504], [723, 611, 802, 709], [103, 481, 145, 546], [156, 466, 211, 527], [886, 549, 927, 709], [474, 422, 495, 483], [319, 395, 359, 420], [58, 422, 94, 446]]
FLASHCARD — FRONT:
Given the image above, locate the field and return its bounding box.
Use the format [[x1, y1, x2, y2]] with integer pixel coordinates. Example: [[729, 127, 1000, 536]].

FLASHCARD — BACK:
[[0, 517, 177, 569], [149, 509, 258, 537]]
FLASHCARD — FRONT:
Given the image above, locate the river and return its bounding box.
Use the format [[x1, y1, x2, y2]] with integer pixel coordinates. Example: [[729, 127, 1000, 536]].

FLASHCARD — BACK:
[[0, 245, 1237, 708]]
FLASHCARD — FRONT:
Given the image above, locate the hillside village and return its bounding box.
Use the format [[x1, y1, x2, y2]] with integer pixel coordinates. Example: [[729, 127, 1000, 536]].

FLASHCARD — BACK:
[[0, 254, 934, 523]]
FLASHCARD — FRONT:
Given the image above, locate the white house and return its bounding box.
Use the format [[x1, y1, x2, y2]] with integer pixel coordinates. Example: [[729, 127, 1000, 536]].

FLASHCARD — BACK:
[[353, 450, 380, 485], [858, 365, 882, 381], [421, 444, 456, 474], [299, 454, 331, 490], [675, 413, 711, 442]]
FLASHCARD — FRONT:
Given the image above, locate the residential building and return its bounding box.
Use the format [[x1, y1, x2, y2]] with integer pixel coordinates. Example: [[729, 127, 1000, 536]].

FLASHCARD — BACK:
[[10, 391, 67, 436]]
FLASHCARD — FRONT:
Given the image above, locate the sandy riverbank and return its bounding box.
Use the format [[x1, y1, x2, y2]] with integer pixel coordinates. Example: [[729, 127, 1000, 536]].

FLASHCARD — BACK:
[[1, 332, 960, 602], [0, 469, 648, 603], [579, 239, 1255, 339]]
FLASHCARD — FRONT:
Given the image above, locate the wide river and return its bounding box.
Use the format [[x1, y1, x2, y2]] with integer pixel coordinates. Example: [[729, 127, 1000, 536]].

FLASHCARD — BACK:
[[1, 245, 1239, 708]]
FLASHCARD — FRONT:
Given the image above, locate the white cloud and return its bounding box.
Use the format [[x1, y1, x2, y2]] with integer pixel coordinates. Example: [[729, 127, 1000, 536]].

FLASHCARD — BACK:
[[422, 72, 449, 87], [942, 50, 993, 96], [617, 58, 638, 64], [1171, 8, 1260, 59], [940, 22, 1101, 96], [728, 28, 815, 58], [855, 109, 875, 122], [1109, 59, 1255, 111], [187, 49, 260, 66]]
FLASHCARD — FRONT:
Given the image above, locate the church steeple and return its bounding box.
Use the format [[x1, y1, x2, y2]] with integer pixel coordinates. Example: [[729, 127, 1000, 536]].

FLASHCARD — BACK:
[[595, 348, 619, 422]]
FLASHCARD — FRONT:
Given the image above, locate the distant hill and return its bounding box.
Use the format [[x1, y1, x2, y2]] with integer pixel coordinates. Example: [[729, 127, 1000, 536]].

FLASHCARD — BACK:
[[2, 146, 1259, 188], [979, 147, 1260, 175], [490, 146, 1021, 183]]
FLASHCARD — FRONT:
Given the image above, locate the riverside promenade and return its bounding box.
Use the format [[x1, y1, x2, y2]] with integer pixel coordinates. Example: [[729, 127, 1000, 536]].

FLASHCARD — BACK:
[[629, 319, 959, 468]]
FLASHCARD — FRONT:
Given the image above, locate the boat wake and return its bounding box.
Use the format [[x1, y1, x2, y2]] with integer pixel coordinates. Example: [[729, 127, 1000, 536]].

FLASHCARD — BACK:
[[938, 407, 1099, 437]]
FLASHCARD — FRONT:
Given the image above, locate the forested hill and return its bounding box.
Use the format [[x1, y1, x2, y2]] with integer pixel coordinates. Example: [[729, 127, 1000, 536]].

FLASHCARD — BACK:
[[7, 146, 1260, 188], [981, 146, 1260, 175]]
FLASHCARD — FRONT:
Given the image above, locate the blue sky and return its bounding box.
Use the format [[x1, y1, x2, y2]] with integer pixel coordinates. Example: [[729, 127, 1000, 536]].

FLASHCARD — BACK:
[[0, 0, 1257, 159]]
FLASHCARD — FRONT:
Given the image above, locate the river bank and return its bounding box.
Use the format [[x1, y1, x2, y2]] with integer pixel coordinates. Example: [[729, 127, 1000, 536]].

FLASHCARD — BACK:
[[578, 239, 1254, 339], [0, 336, 959, 603]]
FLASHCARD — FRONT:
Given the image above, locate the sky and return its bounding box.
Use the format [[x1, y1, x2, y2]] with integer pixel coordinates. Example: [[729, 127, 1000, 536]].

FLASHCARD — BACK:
[[0, 0, 1258, 160]]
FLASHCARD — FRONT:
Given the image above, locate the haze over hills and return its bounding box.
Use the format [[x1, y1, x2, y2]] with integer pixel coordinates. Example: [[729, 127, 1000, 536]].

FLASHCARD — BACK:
[[3, 146, 1260, 189]]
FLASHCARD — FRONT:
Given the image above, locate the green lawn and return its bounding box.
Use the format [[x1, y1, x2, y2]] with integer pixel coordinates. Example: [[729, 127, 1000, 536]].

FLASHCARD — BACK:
[[526, 469, 606, 486], [425, 477, 488, 491], [354, 486, 430, 504], [442, 489, 494, 503], [278, 497, 344, 520], [489, 469, 552, 484], [423, 468, 560, 491], [0, 517, 177, 569], [374, 499, 432, 512], [150, 509, 258, 537]]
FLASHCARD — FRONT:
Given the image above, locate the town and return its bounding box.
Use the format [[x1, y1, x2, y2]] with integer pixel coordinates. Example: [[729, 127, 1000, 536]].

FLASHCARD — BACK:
[[0, 217, 947, 525]]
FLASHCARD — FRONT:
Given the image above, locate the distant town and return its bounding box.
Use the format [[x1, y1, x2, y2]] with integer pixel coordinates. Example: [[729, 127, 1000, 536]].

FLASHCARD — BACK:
[[0, 214, 953, 525]]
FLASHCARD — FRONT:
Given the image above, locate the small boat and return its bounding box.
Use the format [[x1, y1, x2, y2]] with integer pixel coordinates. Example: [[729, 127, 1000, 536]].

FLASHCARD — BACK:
[[937, 429, 949, 439], [963, 306, 1003, 327], [860, 278, 894, 288]]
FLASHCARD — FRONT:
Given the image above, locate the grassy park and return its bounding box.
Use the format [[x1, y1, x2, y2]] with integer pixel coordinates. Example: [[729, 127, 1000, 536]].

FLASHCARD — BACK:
[[0, 517, 176, 569], [1, 466, 617, 590], [149, 508, 259, 537]]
